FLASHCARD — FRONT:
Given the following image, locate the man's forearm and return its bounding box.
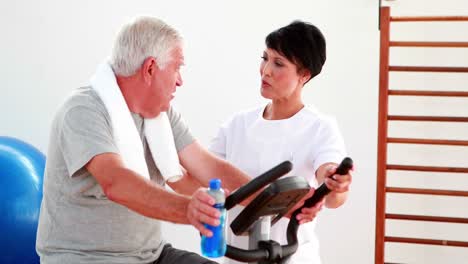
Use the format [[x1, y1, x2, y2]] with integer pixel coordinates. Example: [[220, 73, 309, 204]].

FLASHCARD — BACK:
[[208, 159, 267, 206], [178, 141, 251, 192], [208, 158, 250, 192], [167, 170, 203, 196], [102, 167, 191, 224], [177, 141, 256, 206]]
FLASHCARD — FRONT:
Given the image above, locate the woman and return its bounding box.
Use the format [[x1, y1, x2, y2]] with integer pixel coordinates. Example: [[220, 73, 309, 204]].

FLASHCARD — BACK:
[[209, 21, 352, 264]]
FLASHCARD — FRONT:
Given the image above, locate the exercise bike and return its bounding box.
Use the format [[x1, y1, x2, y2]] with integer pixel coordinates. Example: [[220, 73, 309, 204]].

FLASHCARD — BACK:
[[223, 157, 353, 264]]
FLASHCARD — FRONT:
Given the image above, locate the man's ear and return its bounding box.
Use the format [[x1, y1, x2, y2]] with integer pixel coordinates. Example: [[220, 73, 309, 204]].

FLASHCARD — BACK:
[[141, 57, 158, 85]]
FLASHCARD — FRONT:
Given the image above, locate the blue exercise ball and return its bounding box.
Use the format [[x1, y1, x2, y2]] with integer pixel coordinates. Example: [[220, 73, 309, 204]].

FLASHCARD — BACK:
[[0, 136, 45, 264]]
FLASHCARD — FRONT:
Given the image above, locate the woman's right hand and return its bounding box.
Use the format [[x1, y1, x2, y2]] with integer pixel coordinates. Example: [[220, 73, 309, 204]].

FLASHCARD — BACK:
[[286, 188, 324, 224], [285, 187, 324, 224], [296, 198, 324, 224]]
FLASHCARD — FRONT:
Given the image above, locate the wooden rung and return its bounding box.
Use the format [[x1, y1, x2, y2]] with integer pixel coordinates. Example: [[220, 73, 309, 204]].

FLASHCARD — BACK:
[[386, 214, 468, 224], [388, 115, 468, 122], [390, 16, 468, 22], [389, 66, 468, 73], [388, 90, 468, 97], [385, 236, 468, 247], [387, 164, 468, 173], [386, 187, 468, 197], [387, 137, 468, 146], [390, 41, 468, 48]]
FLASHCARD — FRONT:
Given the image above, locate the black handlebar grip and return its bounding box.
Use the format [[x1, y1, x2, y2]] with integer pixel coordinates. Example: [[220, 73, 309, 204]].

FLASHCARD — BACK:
[[302, 157, 353, 209]]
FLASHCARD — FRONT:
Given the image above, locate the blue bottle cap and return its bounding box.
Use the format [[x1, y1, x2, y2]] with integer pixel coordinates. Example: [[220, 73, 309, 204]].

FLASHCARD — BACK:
[[209, 178, 221, 190]]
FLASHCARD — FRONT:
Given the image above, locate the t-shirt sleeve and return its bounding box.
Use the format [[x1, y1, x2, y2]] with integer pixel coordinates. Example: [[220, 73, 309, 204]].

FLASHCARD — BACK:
[[59, 105, 119, 177], [167, 107, 195, 152], [312, 117, 347, 173], [208, 114, 238, 159], [208, 125, 227, 159]]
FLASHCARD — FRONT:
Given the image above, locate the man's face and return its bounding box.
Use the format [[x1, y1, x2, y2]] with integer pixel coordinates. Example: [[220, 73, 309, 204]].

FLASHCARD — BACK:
[[146, 46, 184, 115]]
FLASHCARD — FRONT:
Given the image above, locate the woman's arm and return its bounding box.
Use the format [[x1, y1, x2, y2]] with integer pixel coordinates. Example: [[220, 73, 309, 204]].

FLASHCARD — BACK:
[[316, 162, 352, 208]]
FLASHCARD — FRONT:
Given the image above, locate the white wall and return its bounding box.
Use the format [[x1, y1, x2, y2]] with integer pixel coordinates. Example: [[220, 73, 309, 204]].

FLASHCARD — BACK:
[[1, 0, 467, 263]]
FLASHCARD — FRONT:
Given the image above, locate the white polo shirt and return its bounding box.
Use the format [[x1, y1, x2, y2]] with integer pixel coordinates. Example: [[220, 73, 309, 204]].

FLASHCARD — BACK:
[[209, 104, 346, 264]]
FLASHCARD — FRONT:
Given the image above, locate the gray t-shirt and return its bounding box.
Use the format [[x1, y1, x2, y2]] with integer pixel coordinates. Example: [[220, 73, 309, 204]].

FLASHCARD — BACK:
[[36, 86, 195, 264]]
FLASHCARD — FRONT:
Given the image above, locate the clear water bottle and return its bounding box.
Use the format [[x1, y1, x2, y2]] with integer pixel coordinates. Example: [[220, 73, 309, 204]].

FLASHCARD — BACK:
[[201, 178, 227, 258]]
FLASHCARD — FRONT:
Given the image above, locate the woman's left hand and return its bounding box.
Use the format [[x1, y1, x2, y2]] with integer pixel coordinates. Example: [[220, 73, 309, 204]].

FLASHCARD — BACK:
[[324, 164, 352, 194]]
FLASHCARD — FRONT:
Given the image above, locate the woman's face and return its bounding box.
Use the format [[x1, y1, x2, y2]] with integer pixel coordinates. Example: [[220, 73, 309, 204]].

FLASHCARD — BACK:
[[259, 48, 308, 101]]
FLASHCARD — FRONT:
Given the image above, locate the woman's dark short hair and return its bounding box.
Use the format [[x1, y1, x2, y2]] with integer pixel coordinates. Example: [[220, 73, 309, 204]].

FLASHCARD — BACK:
[[266, 21, 326, 82]]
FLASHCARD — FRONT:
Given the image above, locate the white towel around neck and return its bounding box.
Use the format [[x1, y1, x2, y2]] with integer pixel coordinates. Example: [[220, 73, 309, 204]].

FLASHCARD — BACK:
[[90, 62, 182, 182]]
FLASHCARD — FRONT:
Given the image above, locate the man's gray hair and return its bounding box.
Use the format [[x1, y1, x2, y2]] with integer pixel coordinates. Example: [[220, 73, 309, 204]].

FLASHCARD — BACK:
[[110, 16, 182, 76]]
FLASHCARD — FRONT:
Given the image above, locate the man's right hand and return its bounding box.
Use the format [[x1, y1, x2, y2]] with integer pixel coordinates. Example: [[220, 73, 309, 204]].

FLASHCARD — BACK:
[[187, 188, 221, 237]]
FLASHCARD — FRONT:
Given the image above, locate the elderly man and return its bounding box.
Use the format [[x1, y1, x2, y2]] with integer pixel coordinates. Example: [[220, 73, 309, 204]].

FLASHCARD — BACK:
[[36, 16, 250, 264]]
